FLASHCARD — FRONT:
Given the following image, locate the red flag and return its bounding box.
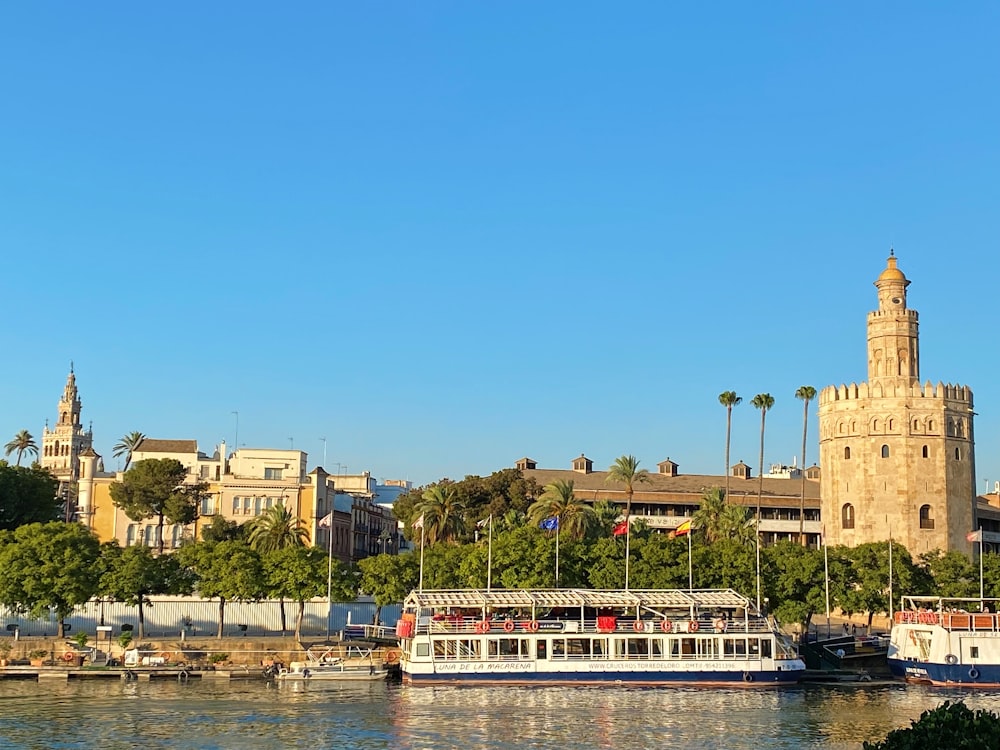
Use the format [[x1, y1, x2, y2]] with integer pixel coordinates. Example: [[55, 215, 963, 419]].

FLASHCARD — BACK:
[[612, 521, 629, 536], [671, 520, 692, 538]]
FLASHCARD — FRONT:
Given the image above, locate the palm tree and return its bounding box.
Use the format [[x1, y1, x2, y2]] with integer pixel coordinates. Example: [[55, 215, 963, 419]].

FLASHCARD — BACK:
[[691, 487, 727, 543], [247, 503, 310, 554], [248, 502, 310, 633], [4, 430, 38, 466], [795, 385, 817, 546], [113, 431, 146, 471], [606, 455, 649, 590], [718, 391, 742, 507], [416, 484, 466, 544], [527, 480, 595, 541], [590, 499, 622, 537], [751, 393, 774, 611]]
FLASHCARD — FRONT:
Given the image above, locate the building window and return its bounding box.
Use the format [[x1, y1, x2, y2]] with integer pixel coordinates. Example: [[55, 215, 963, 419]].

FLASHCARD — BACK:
[[842, 504, 855, 530], [264, 468, 283, 480], [201, 496, 215, 515], [254, 496, 263, 516], [844, 447, 851, 460], [881, 445, 890, 458], [955, 447, 961, 460], [232, 497, 241, 514], [919, 505, 934, 530], [922, 445, 929, 458]]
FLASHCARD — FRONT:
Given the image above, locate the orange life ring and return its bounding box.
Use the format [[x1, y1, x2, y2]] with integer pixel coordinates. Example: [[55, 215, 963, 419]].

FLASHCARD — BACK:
[[160, 652, 173, 661], [527, 620, 540, 633], [62, 651, 75, 662], [384, 648, 401, 664], [479, 620, 491, 634], [633, 620, 645, 632], [503, 619, 515, 633], [660, 619, 672, 633], [713, 618, 727, 632], [688, 620, 700, 633]]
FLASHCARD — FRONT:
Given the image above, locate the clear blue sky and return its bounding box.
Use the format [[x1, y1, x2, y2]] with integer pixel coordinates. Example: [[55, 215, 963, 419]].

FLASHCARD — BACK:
[[3, 3, 999, 490]]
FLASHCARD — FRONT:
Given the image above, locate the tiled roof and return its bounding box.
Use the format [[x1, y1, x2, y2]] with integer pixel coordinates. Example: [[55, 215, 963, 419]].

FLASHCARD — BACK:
[[135, 439, 199, 454]]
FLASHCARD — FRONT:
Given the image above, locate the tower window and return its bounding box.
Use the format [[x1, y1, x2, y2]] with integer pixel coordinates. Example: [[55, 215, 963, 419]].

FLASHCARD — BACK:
[[955, 447, 961, 460], [919, 505, 934, 530], [881, 445, 890, 458], [842, 504, 855, 530], [922, 445, 929, 458], [844, 447, 851, 460]]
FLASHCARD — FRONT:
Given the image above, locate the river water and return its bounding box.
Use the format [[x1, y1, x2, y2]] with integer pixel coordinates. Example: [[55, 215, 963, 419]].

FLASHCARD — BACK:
[[0, 679, 998, 749]]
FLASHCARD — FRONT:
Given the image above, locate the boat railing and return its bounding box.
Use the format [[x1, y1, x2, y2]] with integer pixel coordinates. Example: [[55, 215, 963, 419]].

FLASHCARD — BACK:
[[417, 615, 774, 636], [894, 610, 1000, 632]]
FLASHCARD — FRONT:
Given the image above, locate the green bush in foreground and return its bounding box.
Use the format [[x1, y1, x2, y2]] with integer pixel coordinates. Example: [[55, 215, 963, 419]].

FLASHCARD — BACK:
[[863, 701, 1000, 749]]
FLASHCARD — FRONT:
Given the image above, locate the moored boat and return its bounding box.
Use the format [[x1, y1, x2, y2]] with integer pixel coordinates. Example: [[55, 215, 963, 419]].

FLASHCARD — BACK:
[[275, 646, 387, 682], [888, 595, 1000, 686], [396, 588, 805, 685]]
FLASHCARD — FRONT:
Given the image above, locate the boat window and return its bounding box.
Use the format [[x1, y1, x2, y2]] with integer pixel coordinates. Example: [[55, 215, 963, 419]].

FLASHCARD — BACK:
[[434, 640, 447, 658], [627, 638, 650, 657], [650, 638, 663, 658], [567, 638, 589, 657], [971, 646, 980, 658], [416, 643, 430, 657], [749, 638, 760, 657], [551, 639, 565, 658], [613, 638, 627, 659], [761, 639, 772, 658], [679, 638, 696, 658], [592, 638, 607, 658], [698, 638, 719, 659], [669, 638, 680, 658], [458, 639, 481, 660], [536, 640, 547, 660]]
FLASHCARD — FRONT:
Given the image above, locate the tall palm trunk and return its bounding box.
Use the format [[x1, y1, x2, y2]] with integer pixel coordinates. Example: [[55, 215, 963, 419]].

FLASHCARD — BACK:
[[725, 405, 733, 504], [796, 386, 816, 546]]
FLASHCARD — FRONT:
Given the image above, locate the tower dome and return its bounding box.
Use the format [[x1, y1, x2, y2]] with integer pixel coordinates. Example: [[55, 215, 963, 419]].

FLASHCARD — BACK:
[[877, 250, 907, 283]]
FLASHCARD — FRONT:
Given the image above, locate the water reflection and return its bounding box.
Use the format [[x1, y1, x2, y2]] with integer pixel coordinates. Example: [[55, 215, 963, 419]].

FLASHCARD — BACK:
[[1, 680, 1000, 749]]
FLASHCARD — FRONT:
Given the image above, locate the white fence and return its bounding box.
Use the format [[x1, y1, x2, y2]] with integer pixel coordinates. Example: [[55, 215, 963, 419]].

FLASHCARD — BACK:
[[0, 597, 402, 638]]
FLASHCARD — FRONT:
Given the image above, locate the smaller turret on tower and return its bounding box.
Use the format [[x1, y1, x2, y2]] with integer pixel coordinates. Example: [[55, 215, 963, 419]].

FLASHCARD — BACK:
[[41, 365, 94, 482]]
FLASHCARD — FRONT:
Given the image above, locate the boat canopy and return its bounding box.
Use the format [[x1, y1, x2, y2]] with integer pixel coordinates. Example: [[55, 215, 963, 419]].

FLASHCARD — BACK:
[[403, 588, 752, 611]]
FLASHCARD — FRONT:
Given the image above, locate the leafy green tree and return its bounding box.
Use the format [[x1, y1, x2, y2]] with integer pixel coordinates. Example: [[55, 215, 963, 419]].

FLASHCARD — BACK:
[[358, 552, 419, 622], [606, 455, 649, 521], [263, 546, 344, 639], [718, 391, 742, 508], [3, 430, 38, 466], [527, 480, 595, 541], [177, 540, 264, 638], [422, 543, 475, 588], [764, 541, 826, 629], [583, 537, 627, 589], [416, 484, 466, 544], [629, 534, 690, 589], [200, 515, 244, 542], [0, 463, 61, 529], [488, 525, 558, 589], [863, 701, 1000, 750], [696, 537, 756, 596], [919, 550, 976, 597], [841, 541, 920, 627], [588, 500, 621, 537], [98, 543, 193, 639], [0, 521, 101, 637], [110, 459, 202, 554], [794, 385, 816, 545], [112, 431, 146, 471]]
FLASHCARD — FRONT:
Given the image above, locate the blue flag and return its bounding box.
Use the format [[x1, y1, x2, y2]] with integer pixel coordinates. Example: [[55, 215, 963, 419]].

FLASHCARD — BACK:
[[540, 517, 559, 531]]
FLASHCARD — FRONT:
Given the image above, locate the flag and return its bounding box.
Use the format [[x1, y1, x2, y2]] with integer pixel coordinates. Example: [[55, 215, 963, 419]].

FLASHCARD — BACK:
[[413, 514, 424, 529], [671, 520, 692, 538], [967, 529, 983, 543], [318, 512, 333, 529], [476, 516, 491, 528], [540, 516, 559, 531], [612, 520, 629, 536]]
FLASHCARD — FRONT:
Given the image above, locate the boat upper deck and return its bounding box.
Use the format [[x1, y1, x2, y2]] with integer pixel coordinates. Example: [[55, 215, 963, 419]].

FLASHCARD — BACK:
[[895, 595, 1000, 633]]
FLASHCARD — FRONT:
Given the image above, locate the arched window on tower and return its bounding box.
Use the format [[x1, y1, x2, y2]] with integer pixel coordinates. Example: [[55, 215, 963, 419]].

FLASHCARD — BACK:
[[955, 447, 961, 460], [844, 446, 851, 459], [881, 445, 890, 458], [928, 419, 935, 432], [957, 421, 965, 438], [842, 504, 855, 530], [922, 445, 929, 458], [919, 505, 934, 530]]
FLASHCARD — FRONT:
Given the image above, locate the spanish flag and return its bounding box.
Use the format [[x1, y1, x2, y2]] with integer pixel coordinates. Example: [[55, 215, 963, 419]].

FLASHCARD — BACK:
[[670, 520, 692, 538]]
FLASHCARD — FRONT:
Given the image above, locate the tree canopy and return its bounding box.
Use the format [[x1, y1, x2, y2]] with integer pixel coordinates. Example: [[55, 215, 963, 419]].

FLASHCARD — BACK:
[[109, 458, 203, 553], [0, 463, 61, 529]]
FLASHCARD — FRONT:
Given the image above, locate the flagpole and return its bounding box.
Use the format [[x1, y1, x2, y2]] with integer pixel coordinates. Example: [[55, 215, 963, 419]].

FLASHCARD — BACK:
[[418, 523, 425, 592], [555, 518, 561, 588], [888, 525, 894, 623], [487, 515, 493, 592], [326, 514, 334, 639], [687, 526, 693, 590], [980, 526, 985, 609], [823, 526, 830, 640]]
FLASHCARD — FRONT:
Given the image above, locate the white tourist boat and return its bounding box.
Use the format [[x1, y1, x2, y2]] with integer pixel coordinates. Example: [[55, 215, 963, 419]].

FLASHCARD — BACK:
[[396, 588, 805, 686], [888, 595, 1000, 686], [275, 646, 387, 682]]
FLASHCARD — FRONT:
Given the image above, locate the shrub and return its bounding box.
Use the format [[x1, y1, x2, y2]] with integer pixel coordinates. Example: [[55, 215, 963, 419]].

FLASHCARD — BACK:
[[864, 701, 1000, 749], [28, 649, 48, 660], [208, 652, 229, 664]]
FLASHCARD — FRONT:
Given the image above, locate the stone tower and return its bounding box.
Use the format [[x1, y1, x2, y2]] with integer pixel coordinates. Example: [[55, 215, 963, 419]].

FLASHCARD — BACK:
[[819, 253, 976, 554], [41, 365, 94, 483]]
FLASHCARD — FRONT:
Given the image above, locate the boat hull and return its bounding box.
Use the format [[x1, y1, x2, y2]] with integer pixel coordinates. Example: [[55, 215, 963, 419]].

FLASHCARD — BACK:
[[888, 658, 1000, 687], [402, 668, 802, 686]]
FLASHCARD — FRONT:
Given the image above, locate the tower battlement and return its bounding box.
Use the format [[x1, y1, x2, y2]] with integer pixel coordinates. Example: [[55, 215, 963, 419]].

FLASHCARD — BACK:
[[820, 380, 973, 405], [867, 308, 919, 322]]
